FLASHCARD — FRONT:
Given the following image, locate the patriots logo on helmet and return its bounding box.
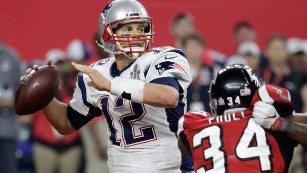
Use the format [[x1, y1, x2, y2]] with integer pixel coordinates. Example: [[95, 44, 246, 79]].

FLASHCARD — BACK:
[[101, 2, 114, 18], [155, 61, 187, 75]]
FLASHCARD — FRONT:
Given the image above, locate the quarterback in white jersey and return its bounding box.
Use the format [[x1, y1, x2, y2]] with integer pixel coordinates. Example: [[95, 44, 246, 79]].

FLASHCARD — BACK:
[[24, 0, 193, 173], [71, 46, 191, 172]]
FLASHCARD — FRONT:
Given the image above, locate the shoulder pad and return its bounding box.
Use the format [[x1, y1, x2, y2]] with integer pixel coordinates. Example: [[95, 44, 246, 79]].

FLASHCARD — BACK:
[[152, 47, 186, 58]]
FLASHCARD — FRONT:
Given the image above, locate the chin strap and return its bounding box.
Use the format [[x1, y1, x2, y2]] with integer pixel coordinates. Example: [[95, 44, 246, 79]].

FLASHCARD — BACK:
[[121, 46, 145, 60], [95, 39, 119, 55], [96, 38, 145, 60], [122, 52, 140, 60]]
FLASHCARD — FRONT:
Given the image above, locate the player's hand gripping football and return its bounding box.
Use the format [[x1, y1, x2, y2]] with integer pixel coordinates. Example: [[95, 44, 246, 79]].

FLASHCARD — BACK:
[[252, 101, 287, 132], [20, 61, 50, 82], [15, 60, 60, 115], [72, 62, 111, 91]]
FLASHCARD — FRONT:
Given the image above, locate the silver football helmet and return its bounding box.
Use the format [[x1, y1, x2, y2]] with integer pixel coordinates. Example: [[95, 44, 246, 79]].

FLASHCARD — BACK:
[[98, 0, 154, 59]]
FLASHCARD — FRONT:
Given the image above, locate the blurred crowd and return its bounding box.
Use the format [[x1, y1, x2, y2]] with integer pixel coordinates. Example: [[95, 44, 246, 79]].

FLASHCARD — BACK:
[[0, 32, 110, 173], [0, 11, 307, 173]]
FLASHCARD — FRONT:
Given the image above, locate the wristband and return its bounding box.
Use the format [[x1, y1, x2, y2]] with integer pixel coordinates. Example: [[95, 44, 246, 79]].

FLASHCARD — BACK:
[[271, 118, 291, 132], [110, 77, 145, 103]]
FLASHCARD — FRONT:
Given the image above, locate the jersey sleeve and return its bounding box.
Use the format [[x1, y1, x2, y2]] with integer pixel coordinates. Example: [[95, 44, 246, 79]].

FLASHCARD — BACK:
[[145, 49, 192, 91], [177, 115, 185, 137], [69, 71, 102, 116], [178, 115, 192, 155], [177, 111, 211, 136], [178, 111, 211, 155], [251, 84, 294, 117]]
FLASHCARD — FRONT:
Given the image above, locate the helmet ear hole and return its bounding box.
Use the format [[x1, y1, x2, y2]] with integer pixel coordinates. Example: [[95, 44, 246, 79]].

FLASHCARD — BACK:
[[209, 64, 263, 115], [143, 22, 151, 33]]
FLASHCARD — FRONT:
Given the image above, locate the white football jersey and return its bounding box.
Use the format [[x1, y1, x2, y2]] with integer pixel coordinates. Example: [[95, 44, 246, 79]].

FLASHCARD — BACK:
[[70, 46, 192, 172]]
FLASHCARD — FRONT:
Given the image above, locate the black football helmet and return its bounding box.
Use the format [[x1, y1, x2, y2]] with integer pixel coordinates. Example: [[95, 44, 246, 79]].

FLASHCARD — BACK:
[[209, 64, 264, 115]]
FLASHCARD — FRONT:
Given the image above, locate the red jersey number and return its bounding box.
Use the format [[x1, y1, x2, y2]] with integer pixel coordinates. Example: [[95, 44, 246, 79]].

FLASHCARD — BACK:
[[193, 119, 272, 173]]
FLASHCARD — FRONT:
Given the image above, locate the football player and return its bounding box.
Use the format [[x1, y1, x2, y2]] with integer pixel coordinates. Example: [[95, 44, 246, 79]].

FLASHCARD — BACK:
[[178, 64, 307, 173], [26, 0, 193, 172]]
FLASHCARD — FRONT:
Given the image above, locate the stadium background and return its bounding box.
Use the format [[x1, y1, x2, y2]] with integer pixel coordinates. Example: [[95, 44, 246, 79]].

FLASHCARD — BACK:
[[1, 0, 307, 60]]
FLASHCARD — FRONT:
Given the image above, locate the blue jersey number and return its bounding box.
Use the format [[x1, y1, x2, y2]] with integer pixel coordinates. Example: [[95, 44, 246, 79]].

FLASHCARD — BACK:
[[101, 96, 156, 147]]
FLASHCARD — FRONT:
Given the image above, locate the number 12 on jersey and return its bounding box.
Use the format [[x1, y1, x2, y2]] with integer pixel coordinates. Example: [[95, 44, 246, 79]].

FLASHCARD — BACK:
[[101, 95, 157, 147]]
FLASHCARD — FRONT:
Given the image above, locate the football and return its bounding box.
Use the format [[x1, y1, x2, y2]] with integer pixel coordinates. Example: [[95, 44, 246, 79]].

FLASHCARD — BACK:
[[15, 65, 59, 115]]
